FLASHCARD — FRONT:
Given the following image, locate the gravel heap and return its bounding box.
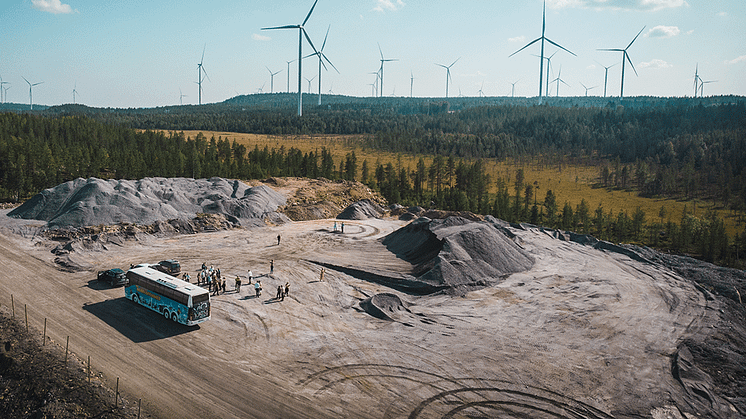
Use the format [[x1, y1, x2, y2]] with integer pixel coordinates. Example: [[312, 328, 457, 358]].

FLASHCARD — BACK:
[[336, 199, 386, 220], [380, 216, 535, 294], [9, 177, 288, 228]]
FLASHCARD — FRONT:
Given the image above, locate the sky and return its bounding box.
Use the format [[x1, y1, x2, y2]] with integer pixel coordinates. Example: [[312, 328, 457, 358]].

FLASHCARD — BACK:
[[1, 0, 744, 108]]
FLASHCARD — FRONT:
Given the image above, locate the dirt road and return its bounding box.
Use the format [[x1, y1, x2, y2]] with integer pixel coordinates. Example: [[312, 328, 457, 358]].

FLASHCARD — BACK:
[[0, 211, 717, 418]]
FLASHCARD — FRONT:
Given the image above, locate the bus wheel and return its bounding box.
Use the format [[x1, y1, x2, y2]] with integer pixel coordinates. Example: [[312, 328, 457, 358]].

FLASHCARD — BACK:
[[163, 309, 169, 319], [171, 313, 177, 322], [132, 294, 139, 304]]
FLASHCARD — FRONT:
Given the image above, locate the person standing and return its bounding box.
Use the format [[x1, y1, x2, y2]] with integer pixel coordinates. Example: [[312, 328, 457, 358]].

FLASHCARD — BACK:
[[277, 234, 281, 245], [221, 278, 226, 294], [319, 268, 325, 282], [276, 285, 284, 301], [284, 282, 290, 298], [247, 269, 253, 284], [235, 275, 242, 292], [270, 260, 274, 275], [254, 280, 262, 297]]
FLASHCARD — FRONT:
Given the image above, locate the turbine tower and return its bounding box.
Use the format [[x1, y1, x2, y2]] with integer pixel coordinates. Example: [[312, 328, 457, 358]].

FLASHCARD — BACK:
[[262, 0, 320, 116], [435, 57, 460, 98], [478, 81, 484, 97], [599, 26, 645, 99], [305, 25, 339, 105], [692, 64, 702, 98], [72, 83, 79, 104], [509, 1, 575, 103], [595, 61, 617, 97], [377, 43, 398, 98], [699, 80, 717, 97], [266, 67, 282, 94], [196, 45, 210, 105], [22, 77, 43, 110], [410, 71, 414, 98], [2, 86, 9, 104], [305, 75, 316, 93]]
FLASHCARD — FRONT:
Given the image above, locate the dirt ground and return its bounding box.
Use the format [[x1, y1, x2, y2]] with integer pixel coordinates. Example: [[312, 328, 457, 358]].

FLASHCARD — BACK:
[[0, 179, 742, 418]]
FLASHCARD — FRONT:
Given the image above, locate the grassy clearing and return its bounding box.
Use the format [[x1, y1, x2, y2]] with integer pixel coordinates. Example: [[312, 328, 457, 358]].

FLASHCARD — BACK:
[[166, 130, 743, 239]]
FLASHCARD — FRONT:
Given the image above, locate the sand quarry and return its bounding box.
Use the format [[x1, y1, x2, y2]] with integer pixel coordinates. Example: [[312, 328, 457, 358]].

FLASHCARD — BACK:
[[0, 177, 744, 418]]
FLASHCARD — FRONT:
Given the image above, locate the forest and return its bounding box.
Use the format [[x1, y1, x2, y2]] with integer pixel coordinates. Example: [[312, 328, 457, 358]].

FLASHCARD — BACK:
[[1, 99, 745, 266]]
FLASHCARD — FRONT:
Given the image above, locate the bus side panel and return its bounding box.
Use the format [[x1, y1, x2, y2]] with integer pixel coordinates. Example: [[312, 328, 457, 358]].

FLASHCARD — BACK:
[[126, 285, 189, 325]]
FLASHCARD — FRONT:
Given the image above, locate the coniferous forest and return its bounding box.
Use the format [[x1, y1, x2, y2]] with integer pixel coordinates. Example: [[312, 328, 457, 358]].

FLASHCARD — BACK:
[[1, 98, 745, 266]]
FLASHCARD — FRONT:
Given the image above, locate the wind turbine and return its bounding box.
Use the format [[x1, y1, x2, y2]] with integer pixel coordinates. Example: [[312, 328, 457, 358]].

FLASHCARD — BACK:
[[692, 64, 702, 98], [305, 75, 316, 93], [22, 77, 43, 110], [262, 0, 320, 116], [179, 88, 187, 105], [286, 59, 296, 93], [0, 76, 8, 103], [368, 82, 376, 97], [478, 81, 485, 97], [369, 70, 380, 97], [305, 25, 339, 105], [266, 67, 282, 94], [72, 83, 79, 104], [534, 50, 558, 96], [510, 80, 519, 97], [509, 1, 575, 103], [2, 86, 9, 104], [580, 82, 597, 97], [598, 26, 645, 99], [595, 60, 617, 97], [377, 43, 398, 98], [435, 57, 460, 98], [551, 65, 569, 97], [196, 45, 210, 105]]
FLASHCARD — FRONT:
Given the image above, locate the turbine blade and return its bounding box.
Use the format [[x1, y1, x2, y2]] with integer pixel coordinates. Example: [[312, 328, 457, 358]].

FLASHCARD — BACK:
[[450, 57, 461, 67], [625, 52, 638, 77], [303, 0, 319, 26], [509, 38, 541, 57], [201, 44, 206, 64], [321, 25, 330, 51], [597, 48, 624, 52], [378, 43, 384, 60], [627, 26, 646, 50], [322, 53, 340, 74], [262, 24, 300, 30], [303, 28, 319, 56], [545, 38, 576, 56]]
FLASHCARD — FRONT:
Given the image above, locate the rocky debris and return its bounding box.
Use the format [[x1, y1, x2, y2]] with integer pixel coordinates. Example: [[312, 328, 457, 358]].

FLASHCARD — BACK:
[[8, 177, 287, 228], [279, 178, 386, 221], [337, 199, 386, 220]]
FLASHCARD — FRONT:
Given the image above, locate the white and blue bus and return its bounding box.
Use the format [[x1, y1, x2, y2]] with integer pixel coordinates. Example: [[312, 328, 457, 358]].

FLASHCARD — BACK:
[[125, 265, 210, 326]]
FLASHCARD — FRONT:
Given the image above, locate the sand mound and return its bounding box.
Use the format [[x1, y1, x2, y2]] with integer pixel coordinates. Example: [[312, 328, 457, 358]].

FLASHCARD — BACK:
[[336, 199, 385, 220], [9, 177, 288, 228], [360, 293, 409, 321]]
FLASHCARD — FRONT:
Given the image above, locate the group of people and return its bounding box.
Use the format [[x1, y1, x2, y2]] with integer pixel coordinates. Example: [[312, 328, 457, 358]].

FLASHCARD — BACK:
[[183, 260, 290, 300]]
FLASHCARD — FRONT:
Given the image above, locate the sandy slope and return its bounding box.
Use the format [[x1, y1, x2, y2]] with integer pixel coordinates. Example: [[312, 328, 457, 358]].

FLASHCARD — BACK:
[[0, 209, 726, 418]]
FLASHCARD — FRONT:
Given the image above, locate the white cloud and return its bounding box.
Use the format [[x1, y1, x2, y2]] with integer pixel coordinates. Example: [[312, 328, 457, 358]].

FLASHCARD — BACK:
[[726, 55, 746, 65], [645, 25, 680, 38], [373, 0, 405, 12], [508, 36, 526, 43], [717, 11, 728, 17], [31, 0, 74, 14], [686, 29, 694, 35], [639, 59, 671, 69], [548, 0, 688, 11], [252, 33, 271, 42]]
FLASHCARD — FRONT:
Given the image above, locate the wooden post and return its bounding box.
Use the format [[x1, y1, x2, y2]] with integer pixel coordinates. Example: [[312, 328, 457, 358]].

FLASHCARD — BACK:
[[43, 318, 47, 345], [114, 377, 119, 409], [87, 356, 91, 383], [24, 304, 28, 334], [10, 295, 14, 318], [137, 399, 141, 419], [64, 336, 69, 364]]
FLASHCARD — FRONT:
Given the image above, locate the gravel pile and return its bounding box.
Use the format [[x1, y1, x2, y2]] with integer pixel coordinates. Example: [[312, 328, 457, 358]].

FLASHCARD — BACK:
[[9, 177, 288, 228], [336, 199, 386, 220]]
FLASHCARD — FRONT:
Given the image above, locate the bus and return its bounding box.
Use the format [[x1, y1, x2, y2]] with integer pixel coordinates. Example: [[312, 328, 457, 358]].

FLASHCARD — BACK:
[[125, 265, 210, 326]]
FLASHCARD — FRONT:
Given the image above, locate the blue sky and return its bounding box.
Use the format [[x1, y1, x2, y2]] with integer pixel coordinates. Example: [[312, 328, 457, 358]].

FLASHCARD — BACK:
[[1, 0, 744, 108]]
